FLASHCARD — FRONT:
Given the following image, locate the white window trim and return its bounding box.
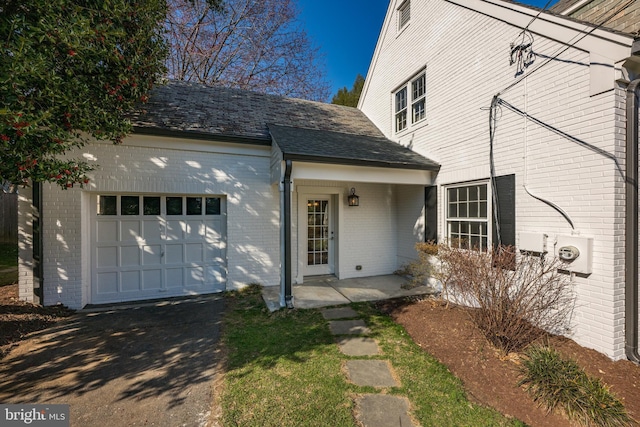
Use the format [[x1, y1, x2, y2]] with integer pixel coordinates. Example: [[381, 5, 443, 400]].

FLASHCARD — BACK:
[[392, 68, 427, 135], [444, 181, 492, 251], [397, 0, 411, 31]]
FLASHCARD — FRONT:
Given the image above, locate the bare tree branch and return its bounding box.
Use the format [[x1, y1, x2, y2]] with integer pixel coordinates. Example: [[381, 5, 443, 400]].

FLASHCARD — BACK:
[[165, 0, 331, 101]]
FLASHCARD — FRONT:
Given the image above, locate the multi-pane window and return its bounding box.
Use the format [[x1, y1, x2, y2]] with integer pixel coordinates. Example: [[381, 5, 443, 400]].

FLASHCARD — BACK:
[[97, 195, 222, 216], [412, 74, 426, 122], [395, 87, 407, 132], [447, 183, 489, 251], [398, 0, 410, 30], [394, 71, 426, 133]]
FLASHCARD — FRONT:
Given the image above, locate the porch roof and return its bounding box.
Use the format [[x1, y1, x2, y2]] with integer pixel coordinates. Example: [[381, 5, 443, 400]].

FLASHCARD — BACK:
[[268, 123, 439, 171]]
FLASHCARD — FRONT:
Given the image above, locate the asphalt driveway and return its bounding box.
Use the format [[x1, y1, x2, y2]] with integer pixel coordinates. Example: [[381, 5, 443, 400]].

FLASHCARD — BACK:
[[0, 295, 225, 426]]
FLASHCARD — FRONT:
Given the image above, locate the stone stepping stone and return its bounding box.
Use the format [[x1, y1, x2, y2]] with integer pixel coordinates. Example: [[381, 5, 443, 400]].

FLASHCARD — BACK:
[[329, 319, 371, 335], [322, 307, 358, 320], [345, 360, 399, 387], [336, 337, 380, 356], [355, 394, 416, 427]]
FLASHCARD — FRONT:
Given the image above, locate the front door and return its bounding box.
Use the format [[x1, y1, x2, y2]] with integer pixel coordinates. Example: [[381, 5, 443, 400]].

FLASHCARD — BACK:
[[305, 198, 334, 275]]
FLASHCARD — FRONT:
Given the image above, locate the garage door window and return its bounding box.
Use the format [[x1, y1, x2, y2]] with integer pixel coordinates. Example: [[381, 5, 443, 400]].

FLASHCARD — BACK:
[[121, 196, 140, 215], [98, 196, 117, 216], [143, 197, 161, 215], [166, 197, 183, 215], [206, 197, 221, 215], [187, 197, 202, 215]]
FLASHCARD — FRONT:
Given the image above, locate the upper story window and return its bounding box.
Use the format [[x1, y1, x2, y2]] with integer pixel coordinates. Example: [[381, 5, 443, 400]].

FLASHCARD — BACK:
[[394, 70, 426, 133], [398, 0, 410, 30], [395, 87, 407, 132]]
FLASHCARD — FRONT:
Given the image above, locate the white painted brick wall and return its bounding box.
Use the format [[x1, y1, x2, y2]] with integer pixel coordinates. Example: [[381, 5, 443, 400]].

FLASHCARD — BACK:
[[31, 135, 280, 309], [17, 186, 35, 303], [360, 0, 629, 359], [292, 180, 401, 280]]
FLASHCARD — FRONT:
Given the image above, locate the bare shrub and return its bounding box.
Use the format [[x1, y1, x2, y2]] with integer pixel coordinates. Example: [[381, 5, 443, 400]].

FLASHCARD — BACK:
[[433, 244, 573, 354]]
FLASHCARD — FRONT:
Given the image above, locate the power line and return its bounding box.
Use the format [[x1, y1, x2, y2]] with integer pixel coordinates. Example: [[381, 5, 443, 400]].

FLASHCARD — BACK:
[[499, 0, 636, 96]]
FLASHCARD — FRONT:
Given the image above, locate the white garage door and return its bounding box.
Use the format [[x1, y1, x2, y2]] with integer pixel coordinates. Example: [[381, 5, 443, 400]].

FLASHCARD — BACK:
[[91, 194, 227, 304]]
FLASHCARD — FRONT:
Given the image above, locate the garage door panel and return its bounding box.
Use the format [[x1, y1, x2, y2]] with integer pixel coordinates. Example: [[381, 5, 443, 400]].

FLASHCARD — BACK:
[[142, 220, 163, 241], [186, 220, 205, 240], [92, 194, 227, 304], [165, 244, 183, 264], [186, 244, 203, 262], [97, 221, 118, 243], [142, 270, 162, 290], [166, 220, 184, 240], [121, 246, 141, 266], [121, 271, 141, 292], [97, 247, 118, 268], [205, 220, 222, 241], [166, 268, 184, 288], [143, 245, 162, 265], [186, 266, 204, 286], [121, 221, 141, 241], [207, 266, 225, 284], [96, 272, 118, 294]]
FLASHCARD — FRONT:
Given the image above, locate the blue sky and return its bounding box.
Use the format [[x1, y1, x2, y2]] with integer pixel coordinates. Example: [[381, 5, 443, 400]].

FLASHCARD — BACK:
[[296, 0, 558, 98]]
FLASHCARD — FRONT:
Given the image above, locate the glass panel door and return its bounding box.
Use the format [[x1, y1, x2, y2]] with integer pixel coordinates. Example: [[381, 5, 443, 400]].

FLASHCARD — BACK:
[[306, 198, 332, 275]]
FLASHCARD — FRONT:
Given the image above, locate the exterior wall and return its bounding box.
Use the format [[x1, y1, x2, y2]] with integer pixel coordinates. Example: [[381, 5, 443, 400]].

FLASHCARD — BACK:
[[26, 135, 280, 309], [360, 0, 629, 359], [396, 185, 426, 269], [292, 180, 399, 282], [17, 186, 35, 303]]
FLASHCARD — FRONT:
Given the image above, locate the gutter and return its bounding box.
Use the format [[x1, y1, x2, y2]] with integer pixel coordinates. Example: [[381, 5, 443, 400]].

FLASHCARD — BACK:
[[283, 160, 294, 309], [625, 78, 640, 363]]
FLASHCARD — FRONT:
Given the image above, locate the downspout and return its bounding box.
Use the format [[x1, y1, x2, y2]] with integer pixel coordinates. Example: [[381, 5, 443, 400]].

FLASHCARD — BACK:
[[625, 78, 640, 363], [283, 160, 294, 309]]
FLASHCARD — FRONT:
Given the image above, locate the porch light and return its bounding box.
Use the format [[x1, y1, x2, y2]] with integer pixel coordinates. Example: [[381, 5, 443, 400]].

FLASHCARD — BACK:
[[347, 188, 359, 207]]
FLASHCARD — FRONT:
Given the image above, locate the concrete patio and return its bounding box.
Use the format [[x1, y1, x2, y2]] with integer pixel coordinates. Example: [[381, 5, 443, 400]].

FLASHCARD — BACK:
[[262, 274, 438, 311]]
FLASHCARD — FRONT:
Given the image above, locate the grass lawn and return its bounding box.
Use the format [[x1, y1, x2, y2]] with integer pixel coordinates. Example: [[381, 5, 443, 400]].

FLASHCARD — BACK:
[[220, 286, 525, 427], [0, 242, 18, 286]]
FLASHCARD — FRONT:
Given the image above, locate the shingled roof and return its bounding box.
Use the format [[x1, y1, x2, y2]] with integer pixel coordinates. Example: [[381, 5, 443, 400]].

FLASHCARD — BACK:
[[130, 80, 439, 171], [269, 124, 439, 170], [130, 80, 386, 141]]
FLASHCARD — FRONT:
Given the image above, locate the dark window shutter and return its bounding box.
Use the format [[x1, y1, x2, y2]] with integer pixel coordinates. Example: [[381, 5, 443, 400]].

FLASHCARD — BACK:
[[492, 174, 515, 247], [425, 186, 437, 243]]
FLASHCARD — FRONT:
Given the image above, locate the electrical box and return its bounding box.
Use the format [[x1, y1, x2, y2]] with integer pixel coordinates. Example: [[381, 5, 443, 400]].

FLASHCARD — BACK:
[[555, 235, 593, 275], [519, 232, 548, 253]]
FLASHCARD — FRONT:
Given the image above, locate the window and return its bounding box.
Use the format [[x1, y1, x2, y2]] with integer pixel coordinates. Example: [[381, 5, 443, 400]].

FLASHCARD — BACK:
[[398, 0, 410, 30], [395, 87, 407, 132], [412, 74, 426, 122], [394, 70, 426, 133], [446, 183, 489, 251]]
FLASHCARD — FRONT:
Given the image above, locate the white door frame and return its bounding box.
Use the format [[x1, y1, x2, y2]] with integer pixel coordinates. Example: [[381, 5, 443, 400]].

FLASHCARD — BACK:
[[296, 186, 344, 283]]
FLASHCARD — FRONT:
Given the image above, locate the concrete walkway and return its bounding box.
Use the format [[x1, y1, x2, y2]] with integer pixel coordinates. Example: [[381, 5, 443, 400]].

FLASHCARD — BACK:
[[322, 306, 418, 427], [262, 274, 437, 311]]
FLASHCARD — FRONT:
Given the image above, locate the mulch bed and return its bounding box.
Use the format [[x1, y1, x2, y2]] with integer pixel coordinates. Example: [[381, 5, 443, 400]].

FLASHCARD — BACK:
[[0, 283, 73, 359], [378, 297, 640, 427]]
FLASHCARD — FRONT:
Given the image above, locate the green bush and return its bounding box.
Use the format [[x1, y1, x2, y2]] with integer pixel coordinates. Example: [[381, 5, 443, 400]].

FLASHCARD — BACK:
[[518, 346, 633, 427]]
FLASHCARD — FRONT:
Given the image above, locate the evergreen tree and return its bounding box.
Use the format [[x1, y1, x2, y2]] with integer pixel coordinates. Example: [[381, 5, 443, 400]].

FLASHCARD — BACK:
[[331, 74, 365, 107]]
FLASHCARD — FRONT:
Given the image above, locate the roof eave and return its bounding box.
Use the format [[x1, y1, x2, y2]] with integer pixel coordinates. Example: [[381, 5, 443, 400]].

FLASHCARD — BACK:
[[132, 126, 271, 146], [282, 152, 440, 171]]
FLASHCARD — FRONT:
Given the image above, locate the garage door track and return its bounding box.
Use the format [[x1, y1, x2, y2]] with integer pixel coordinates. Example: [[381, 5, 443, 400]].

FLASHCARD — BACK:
[[0, 296, 225, 427]]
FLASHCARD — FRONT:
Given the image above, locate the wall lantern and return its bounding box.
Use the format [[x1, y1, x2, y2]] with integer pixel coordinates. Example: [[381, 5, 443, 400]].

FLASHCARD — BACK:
[[347, 188, 359, 207]]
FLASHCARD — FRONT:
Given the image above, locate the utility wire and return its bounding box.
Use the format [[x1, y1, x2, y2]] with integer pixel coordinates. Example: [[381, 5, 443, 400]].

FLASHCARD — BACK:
[[499, 0, 636, 96], [521, 0, 554, 34]]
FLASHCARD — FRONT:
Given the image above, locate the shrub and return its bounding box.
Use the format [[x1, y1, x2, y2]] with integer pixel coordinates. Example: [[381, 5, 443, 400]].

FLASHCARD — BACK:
[[518, 346, 633, 427], [432, 244, 574, 354]]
